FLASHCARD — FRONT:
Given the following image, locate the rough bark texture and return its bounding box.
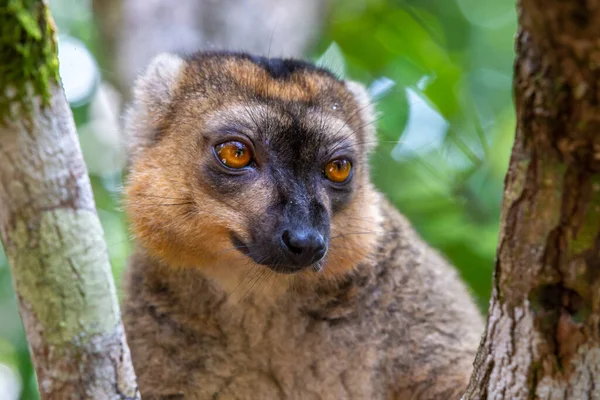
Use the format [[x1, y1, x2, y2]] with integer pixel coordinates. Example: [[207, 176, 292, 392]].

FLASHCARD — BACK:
[[0, 1, 139, 399], [92, 0, 330, 94], [464, 1, 600, 399]]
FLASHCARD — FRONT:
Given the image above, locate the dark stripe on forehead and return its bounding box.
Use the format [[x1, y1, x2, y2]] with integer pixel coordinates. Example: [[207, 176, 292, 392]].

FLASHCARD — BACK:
[[246, 55, 336, 81]]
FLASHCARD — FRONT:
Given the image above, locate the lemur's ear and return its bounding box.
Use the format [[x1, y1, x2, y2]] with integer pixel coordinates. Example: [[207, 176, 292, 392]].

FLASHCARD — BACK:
[[344, 80, 378, 154], [125, 53, 185, 161]]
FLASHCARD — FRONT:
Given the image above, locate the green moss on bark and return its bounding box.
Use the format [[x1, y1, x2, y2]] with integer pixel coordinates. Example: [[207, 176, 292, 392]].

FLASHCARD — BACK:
[[0, 0, 60, 121]]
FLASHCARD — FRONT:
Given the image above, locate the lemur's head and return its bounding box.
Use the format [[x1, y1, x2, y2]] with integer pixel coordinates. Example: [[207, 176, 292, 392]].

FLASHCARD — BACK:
[[124, 51, 381, 286]]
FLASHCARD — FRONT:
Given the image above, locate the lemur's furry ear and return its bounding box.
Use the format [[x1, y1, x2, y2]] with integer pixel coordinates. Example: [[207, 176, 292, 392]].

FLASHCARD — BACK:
[[125, 53, 185, 161], [344, 80, 378, 154]]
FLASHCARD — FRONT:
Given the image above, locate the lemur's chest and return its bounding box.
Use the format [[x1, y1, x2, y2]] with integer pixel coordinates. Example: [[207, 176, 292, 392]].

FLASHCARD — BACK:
[[125, 263, 394, 399], [182, 299, 386, 399]]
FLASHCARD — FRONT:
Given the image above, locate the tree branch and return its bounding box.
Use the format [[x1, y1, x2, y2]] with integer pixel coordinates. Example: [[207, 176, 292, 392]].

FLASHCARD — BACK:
[[0, 1, 139, 398], [464, 0, 600, 398]]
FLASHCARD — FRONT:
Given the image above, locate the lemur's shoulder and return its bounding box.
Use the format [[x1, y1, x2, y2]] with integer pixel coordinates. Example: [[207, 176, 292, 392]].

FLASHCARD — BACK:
[[370, 196, 482, 321], [354, 197, 484, 397]]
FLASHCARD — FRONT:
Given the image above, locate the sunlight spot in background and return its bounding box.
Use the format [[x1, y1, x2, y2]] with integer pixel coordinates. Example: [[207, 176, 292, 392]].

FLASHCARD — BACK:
[[457, 0, 514, 29], [78, 83, 126, 188], [57, 35, 99, 106], [392, 86, 448, 160], [55, 32, 126, 191], [368, 77, 396, 101], [391, 76, 484, 172], [0, 364, 21, 400]]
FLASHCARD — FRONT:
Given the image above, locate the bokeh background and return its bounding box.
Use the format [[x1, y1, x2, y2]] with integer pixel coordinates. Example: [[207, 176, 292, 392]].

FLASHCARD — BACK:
[[0, 0, 516, 398]]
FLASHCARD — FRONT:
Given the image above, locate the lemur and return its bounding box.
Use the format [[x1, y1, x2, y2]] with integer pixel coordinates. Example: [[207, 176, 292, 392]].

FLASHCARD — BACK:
[[122, 51, 484, 399]]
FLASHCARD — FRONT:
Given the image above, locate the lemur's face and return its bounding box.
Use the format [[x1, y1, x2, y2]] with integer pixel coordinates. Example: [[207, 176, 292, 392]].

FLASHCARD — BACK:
[[125, 53, 380, 280], [200, 101, 356, 273]]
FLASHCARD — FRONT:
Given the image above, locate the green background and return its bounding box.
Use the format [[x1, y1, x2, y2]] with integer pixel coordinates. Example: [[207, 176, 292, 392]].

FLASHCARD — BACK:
[[0, 0, 516, 398]]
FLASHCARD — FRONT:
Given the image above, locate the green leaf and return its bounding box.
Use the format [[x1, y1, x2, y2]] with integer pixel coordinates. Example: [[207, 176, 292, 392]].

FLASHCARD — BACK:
[[315, 42, 346, 79]]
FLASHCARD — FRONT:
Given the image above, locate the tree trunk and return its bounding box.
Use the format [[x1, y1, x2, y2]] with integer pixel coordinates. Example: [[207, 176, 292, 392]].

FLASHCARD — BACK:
[[0, 1, 139, 398], [464, 0, 600, 398], [92, 0, 330, 95]]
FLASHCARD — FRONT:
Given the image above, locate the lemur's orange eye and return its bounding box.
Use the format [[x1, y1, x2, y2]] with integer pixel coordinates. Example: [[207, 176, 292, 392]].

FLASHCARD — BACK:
[[215, 141, 253, 169], [324, 159, 352, 183]]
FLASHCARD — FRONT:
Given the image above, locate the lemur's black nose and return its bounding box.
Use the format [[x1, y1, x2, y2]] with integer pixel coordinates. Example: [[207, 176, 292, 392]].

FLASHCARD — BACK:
[[281, 229, 326, 266]]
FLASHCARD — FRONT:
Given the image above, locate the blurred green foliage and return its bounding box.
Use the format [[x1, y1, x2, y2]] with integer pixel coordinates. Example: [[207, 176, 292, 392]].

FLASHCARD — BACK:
[[0, 0, 516, 398], [318, 0, 515, 306]]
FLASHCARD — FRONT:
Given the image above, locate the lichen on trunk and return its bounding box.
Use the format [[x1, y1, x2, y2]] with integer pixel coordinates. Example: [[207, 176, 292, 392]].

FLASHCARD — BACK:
[[464, 0, 600, 398]]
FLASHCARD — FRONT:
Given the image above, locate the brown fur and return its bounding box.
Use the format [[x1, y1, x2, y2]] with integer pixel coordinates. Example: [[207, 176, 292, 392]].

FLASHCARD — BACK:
[[122, 51, 484, 399]]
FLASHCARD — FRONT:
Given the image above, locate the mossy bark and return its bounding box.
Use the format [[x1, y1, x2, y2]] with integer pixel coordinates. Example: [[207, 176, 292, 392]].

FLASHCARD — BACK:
[[0, 1, 139, 398], [0, 0, 59, 120], [464, 0, 600, 398]]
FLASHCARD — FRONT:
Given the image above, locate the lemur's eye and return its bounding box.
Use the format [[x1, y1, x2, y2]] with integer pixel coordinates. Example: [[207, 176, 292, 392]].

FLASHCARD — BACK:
[[324, 159, 352, 183], [215, 141, 253, 169]]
